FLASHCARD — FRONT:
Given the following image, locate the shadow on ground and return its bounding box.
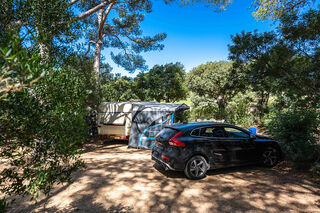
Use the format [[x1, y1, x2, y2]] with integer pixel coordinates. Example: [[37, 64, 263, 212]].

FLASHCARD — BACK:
[[9, 142, 320, 213]]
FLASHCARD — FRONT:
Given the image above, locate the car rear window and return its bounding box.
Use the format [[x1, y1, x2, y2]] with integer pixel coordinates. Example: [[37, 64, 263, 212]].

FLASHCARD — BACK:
[[155, 128, 178, 142]]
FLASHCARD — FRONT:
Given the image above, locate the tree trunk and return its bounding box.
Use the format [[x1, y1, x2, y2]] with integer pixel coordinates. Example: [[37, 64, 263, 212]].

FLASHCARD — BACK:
[[93, 8, 104, 83], [92, 2, 114, 83], [93, 41, 102, 82], [257, 92, 270, 120], [217, 99, 226, 120]]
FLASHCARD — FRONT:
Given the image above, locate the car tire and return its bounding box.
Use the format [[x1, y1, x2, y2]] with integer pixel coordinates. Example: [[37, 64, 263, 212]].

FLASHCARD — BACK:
[[184, 155, 208, 180], [261, 147, 279, 167]]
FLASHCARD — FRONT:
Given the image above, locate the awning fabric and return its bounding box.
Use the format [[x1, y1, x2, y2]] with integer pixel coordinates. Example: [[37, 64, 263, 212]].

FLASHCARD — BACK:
[[128, 102, 189, 149]]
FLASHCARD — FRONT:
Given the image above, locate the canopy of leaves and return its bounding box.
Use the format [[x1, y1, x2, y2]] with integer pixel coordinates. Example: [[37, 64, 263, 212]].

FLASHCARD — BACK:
[[0, 39, 92, 199], [165, 0, 232, 10], [0, 31, 43, 99], [186, 61, 237, 120], [0, 0, 95, 201], [228, 8, 320, 110], [135, 63, 187, 102], [0, 0, 81, 63], [77, 0, 166, 73], [102, 76, 139, 102], [252, 0, 314, 20], [266, 110, 320, 168]]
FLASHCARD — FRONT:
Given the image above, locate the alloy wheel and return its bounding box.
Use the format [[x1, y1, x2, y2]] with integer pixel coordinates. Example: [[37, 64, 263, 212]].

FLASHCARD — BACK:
[[262, 148, 278, 167], [189, 159, 207, 177]]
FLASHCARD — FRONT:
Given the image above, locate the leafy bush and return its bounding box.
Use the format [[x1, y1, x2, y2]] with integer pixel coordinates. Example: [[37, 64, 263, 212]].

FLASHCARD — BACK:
[[189, 93, 219, 121], [225, 92, 255, 126], [0, 33, 93, 200], [0, 198, 8, 213], [174, 110, 190, 123], [189, 91, 256, 125], [312, 163, 320, 176], [0, 31, 43, 99], [266, 110, 320, 169]]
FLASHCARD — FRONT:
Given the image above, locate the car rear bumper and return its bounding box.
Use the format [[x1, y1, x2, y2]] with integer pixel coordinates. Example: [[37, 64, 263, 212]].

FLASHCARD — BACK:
[[151, 155, 176, 171], [151, 144, 186, 171]]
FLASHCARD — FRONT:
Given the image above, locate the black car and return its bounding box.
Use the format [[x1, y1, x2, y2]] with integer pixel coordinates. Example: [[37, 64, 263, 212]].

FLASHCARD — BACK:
[[151, 122, 283, 179]]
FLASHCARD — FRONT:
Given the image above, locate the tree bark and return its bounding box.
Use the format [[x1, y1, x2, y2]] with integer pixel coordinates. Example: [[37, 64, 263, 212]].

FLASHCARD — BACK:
[[76, 1, 109, 20], [92, 3, 114, 83], [217, 98, 227, 120], [93, 41, 102, 82], [93, 9, 104, 83]]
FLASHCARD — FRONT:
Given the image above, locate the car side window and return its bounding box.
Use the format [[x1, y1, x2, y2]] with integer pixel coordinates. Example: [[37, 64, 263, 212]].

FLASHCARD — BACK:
[[197, 126, 227, 138], [190, 128, 200, 136], [224, 127, 249, 139]]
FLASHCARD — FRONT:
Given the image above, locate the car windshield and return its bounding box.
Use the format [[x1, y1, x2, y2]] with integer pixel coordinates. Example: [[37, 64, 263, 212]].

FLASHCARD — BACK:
[[155, 128, 178, 142]]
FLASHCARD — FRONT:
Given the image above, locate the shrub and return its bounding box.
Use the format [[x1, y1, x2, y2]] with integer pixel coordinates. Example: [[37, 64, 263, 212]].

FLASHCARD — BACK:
[[312, 163, 320, 176], [226, 99, 255, 126], [266, 110, 320, 169], [0, 198, 8, 213], [0, 34, 93, 201]]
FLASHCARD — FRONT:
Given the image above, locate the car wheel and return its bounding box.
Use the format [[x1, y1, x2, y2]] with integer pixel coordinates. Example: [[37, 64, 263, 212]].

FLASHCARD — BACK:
[[261, 147, 279, 167], [184, 155, 208, 180]]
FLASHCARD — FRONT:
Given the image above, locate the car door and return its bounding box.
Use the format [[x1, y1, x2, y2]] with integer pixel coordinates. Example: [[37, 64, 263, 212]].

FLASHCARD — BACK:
[[223, 126, 257, 163], [193, 126, 231, 166]]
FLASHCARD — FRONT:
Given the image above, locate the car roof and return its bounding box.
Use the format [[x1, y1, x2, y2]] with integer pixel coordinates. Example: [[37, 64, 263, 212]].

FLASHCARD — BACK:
[[165, 122, 248, 131]]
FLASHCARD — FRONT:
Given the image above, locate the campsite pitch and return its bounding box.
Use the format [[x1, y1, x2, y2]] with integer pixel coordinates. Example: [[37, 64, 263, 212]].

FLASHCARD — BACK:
[[9, 142, 320, 213]]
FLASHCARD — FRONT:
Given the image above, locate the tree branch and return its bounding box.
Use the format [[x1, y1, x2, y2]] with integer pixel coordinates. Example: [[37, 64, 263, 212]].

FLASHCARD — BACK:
[[109, 28, 139, 43], [84, 40, 97, 56], [76, 1, 110, 20], [68, 0, 80, 7], [98, 2, 115, 39], [102, 2, 115, 25], [285, 0, 307, 12], [110, 34, 132, 61]]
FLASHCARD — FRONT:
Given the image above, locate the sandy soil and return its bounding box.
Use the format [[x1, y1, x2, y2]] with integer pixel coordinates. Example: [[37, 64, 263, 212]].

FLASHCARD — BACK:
[[7, 142, 320, 213]]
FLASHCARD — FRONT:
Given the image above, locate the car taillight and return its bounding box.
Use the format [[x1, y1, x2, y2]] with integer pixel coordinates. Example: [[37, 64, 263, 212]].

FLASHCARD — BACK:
[[168, 131, 185, 147], [162, 155, 169, 159]]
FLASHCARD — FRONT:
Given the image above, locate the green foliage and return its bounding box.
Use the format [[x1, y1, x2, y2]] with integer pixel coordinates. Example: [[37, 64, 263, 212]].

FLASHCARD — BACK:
[[229, 8, 320, 112], [227, 7, 320, 170], [0, 0, 80, 63], [165, 0, 232, 10], [312, 163, 320, 176], [188, 93, 218, 121], [0, 1, 92, 202], [0, 31, 43, 99], [78, 0, 166, 73], [0, 60, 90, 199], [225, 92, 255, 125], [135, 63, 187, 102], [102, 76, 139, 102], [187, 61, 235, 120], [252, 0, 313, 20], [266, 110, 320, 168], [0, 198, 8, 213], [188, 90, 256, 125]]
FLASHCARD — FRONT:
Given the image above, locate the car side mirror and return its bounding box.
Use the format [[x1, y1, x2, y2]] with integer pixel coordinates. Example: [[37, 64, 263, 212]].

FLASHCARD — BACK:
[[250, 134, 256, 139]]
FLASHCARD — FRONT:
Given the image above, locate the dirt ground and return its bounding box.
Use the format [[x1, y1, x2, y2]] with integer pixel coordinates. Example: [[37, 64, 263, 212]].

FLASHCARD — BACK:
[[8, 142, 320, 213]]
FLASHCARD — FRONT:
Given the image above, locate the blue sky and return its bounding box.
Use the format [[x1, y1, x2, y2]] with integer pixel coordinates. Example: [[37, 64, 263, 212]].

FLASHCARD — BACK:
[[103, 0, 275, 77]]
